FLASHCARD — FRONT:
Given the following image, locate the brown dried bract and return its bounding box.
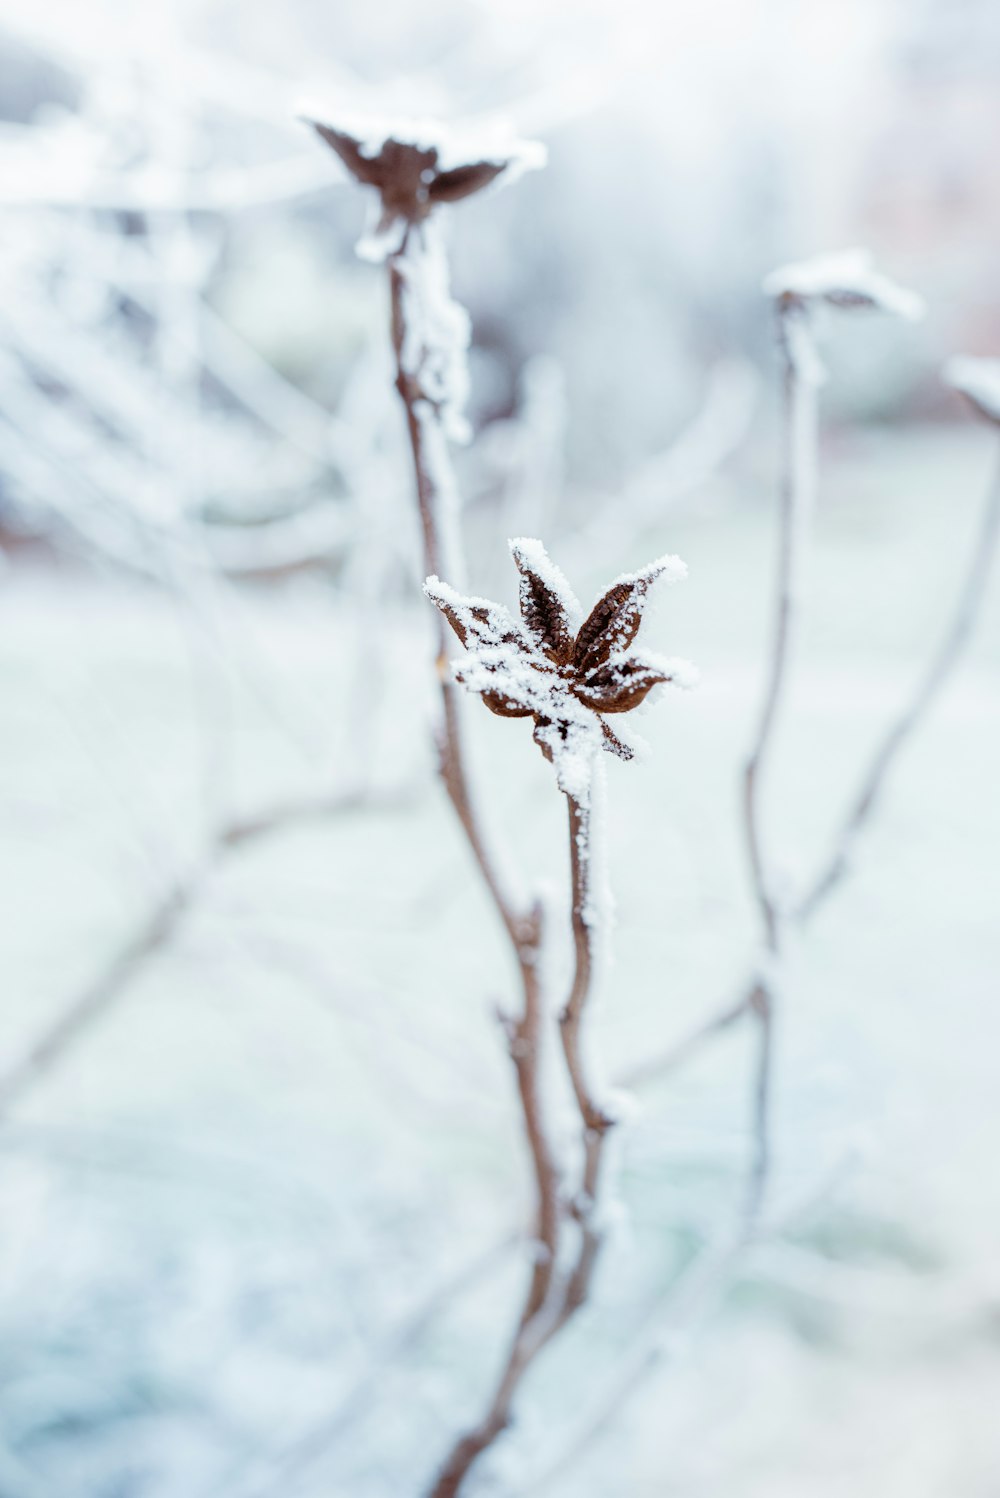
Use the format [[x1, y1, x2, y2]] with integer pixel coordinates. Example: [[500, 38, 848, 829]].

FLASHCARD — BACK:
[[425, 541, 690, 771], [305, 117, 512, 238]]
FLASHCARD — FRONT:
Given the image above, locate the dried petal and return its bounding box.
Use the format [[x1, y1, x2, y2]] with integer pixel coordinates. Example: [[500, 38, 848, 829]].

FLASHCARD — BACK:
[[532, 716, 558, 764], [598, 718, 635, 760], [373, 139, 439, 225], [763, 249, 924, 321], [574, 657, 673, 714], [307, 123, 385, 189], [426, 592, 488, 648], [573, 555, 684, 674], [430, 160, 509, 205], [424, 577, 527, 653], [480, 690, 533, 718], [510, 540, 576, 663]]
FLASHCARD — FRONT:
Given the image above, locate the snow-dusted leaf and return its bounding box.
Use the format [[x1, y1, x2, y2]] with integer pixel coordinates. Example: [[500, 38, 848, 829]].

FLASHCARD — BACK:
[[430, 161, 509, 205], [510, 537, 578, 664], [300, 106, 545, 246], [573, 555, 686, 674], [598, 718, 636, 761], [478, 689, 533, 719], [763, 248, 924, 321], [575, 655, 675, 714], [424, 575, 527, 652], [306, 122, 384, 189], [943, 356, 1000, 424]]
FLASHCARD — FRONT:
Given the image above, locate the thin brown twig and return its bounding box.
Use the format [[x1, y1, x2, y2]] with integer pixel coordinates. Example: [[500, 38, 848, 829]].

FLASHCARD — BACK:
[[629, 441, 1000, 1096], [219, 1231, 519, 1498], [387, 224, 561, 1352], [557, 782, 615, 1293], [796, 448, 1000, 920], [738, 299, 818, 1201], [428, 778, 612, 1498], [516, 1151, 852, 1498]]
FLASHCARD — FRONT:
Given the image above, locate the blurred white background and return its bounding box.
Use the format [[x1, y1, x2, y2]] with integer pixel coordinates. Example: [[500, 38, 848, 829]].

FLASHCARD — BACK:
[[0, 0, 998, 1495]]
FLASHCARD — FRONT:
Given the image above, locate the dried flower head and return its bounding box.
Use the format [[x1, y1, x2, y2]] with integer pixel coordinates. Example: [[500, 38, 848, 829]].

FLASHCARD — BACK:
[[943, 356, 1000, 425], [300, 106, 545, 259], [425, 538, 696, 799], [763, 248, 924, 321], [762, 248, 923, 386]]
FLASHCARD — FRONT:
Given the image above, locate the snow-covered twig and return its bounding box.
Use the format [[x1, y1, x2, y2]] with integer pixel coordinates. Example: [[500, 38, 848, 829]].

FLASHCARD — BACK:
[[629, 351, 1000, 1104], [514, 1156, 852, 1497], [424, 543, 692, 1496], [739, 251, 923, 1216], [798, 363, 1000, 918], [305, 113, 566, 1491], [739, 291, 820, 1212]]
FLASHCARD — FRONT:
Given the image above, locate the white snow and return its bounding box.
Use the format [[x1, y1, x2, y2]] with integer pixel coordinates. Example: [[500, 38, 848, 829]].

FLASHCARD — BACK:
[[943, 356, 1000, 424], [606, 648, 700, 691], [395, 222, 472, 444], [579, 553, 689, 663], [297, 103, 547, 180], [509, 535, 583, 625], [605, 553, 688, 590], [763, 248, 925, 322]]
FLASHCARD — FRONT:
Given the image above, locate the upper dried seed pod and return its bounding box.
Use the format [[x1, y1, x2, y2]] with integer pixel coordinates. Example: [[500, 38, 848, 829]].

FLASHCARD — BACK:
[[299, 106, 546, 259], [763, 248, 925, 321]]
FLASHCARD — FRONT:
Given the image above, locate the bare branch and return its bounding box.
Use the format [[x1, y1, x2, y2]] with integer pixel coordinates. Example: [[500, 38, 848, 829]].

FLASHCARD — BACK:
[[427, 772, 618, 1498], [743, 302, 819, 954], [797, 450, 1000, 920], [383, 212, 566, 1494]]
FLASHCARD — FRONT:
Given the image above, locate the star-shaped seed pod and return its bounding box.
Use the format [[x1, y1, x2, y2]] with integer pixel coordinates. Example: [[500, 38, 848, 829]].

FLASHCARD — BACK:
[[425, 538, 697, 797], [300, 107, 545, 258]]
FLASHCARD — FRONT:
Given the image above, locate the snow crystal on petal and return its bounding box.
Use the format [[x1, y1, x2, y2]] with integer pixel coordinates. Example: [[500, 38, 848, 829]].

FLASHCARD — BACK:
[[763, 248, 924, 321], [657, 654, 700, 690], [943, 355, 1000, 424], [508, 535, 582, 623], [605, 552, 688, 591]]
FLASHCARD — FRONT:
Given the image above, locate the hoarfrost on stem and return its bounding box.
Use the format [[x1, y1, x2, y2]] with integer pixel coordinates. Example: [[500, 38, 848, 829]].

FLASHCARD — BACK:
[[395, 222, 473, 444], [300, 103, 545, 261]]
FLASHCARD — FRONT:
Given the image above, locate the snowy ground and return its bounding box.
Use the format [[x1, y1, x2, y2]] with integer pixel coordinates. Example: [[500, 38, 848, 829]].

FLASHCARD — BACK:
[[0, 423, 998, 1497]]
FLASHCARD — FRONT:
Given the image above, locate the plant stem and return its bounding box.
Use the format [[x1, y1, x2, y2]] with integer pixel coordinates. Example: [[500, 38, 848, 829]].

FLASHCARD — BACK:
[[559, 779, 615, 1234], [740, 298, 818, 1207], [630, 441, 1000, 1102], [797, 448, 1000, 920], [427, 772, 613, 1498], [386, 224, 563, 1425]]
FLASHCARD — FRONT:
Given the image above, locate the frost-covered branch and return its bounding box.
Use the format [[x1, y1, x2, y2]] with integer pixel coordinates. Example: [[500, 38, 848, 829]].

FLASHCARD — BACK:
[[425, 541, 692, 1495], [305, 111, 568, 1491], [632, 352, 1000, 1100], [798, 357, 1000, 918], [738, 250, 923, 1214]]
